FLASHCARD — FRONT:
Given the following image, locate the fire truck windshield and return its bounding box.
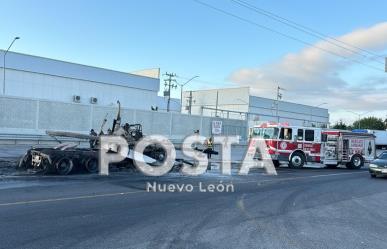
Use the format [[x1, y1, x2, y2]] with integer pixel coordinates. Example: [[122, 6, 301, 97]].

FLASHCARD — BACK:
[[252, 127, 263, 137], [262, 128, 279, 139]]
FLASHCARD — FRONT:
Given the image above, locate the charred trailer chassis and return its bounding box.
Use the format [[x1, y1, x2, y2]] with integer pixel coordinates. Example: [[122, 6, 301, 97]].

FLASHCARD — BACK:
[[18, 145, 167, 175], [17, 101, 170, 175], [18, 148, 99, 175]]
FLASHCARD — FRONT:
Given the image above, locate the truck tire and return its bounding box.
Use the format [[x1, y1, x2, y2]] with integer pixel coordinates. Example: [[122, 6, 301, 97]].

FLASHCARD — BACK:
[[273, 160, 280, 168], [289, 152, 305, 168], [55, 157, 74, 175], [39, 158, 52, 174], [346, 154, 364, 169], [17, 153, 31, 170], [84, 157, 98, 173]]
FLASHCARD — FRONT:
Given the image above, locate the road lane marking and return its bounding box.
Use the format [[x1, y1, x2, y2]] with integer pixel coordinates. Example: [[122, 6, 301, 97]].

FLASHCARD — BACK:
[[0, 190, 146, 207], [0, 171, 367, 207], [231, 171, 367, 185]]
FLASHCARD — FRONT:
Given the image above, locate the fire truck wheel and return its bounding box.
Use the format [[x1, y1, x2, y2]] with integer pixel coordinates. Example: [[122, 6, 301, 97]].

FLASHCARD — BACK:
[[55, 157, 74, 175], [84, 157, 98, 173], [273, 160, 280, 168], [347, 155, 364, 169], [289, 152, 305, 168]]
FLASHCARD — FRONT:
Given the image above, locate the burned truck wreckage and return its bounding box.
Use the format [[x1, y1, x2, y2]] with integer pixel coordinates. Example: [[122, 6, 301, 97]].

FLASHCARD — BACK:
[[17, 101, 170, 175]]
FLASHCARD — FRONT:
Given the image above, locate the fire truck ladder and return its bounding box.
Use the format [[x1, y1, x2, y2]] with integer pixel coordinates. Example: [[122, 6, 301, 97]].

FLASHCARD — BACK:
[[342, 139, 349, 161]]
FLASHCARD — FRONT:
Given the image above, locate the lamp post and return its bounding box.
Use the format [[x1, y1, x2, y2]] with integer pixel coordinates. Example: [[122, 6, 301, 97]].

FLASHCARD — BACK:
[[310, 102, 327, 126], [3, 37, 20, 95], [316, 102, 328, 107], [178, 75, 199, 112]]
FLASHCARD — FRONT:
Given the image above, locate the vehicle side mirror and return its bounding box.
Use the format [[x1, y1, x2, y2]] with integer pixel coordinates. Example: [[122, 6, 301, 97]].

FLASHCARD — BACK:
[[321, 134, 327, 142]]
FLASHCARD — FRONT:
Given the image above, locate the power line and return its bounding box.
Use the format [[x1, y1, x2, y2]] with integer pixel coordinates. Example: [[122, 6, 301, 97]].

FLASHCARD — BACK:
[[193, 0, 384, 72], [231, 0, 385, 65], [176, 75, 281, 92]]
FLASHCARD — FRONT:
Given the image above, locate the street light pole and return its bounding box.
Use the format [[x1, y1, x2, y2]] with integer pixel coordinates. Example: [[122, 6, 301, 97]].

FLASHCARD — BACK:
[[310, 102, 327, 126], [346, 110, 372, 129], [3, 37, 20, 95], [178, 75, 199, 112]]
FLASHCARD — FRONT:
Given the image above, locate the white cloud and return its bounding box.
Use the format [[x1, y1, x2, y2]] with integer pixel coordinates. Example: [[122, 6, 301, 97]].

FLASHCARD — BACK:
[[229, 22, 387, 123]]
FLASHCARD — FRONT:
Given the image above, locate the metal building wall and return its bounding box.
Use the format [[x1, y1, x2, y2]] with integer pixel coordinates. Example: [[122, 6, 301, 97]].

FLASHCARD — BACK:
[[3, 68, 159, 109], [182, 87, 329, 127], [0, 50, 159, 91], [181, 87, 250, 116], [0, 50, 161, 110], [248, 96, 329, 126]]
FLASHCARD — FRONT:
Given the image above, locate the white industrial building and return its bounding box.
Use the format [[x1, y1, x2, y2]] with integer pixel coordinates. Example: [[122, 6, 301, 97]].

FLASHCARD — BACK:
[[0, 50, 327, 143], [0, 50, 180, 112], [0, 50, 247, 143], [182, 87, 329, 128]]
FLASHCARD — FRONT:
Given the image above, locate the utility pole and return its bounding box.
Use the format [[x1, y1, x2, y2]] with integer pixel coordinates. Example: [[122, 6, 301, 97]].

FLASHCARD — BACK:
[[163, 72, 177, 112], [188, 91, 193, 115], [275, 86, 284, 123], [215, 91, 219, 117]]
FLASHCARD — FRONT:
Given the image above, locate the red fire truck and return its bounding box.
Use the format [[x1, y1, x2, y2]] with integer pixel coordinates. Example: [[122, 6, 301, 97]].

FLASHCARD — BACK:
[[250, 123, 375, 169]]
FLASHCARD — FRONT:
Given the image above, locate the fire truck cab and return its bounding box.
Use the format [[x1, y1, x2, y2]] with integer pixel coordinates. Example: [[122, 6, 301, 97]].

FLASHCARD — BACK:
[[251, 123, 322, 168]]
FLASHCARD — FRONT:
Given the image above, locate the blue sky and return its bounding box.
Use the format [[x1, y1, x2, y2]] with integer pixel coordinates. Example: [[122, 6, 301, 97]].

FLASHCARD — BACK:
[[1, 0, 387, 123]]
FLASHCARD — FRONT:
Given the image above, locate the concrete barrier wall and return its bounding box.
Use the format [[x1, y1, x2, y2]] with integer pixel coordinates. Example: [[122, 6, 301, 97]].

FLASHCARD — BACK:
[[0, 96, 248, 143]]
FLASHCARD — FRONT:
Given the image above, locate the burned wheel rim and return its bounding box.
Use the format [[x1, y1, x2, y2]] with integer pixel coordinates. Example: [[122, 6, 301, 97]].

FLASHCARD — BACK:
[[55, 157, 73, 175], [156, 150, 166, 162], [39, 158, 51, 174], [85, 158, 98, 173]]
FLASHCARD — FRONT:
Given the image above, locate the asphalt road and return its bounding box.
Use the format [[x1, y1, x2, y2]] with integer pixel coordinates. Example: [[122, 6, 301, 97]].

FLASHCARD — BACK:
[[0, 166, 387, 249]]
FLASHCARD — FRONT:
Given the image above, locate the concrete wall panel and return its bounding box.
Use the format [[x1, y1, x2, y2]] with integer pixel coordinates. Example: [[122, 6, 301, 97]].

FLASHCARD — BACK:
[[171, 114, 202, 136], [0, 96, 249, 141], [0, 97, 36, 129], [38, 101, 91, 131]]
